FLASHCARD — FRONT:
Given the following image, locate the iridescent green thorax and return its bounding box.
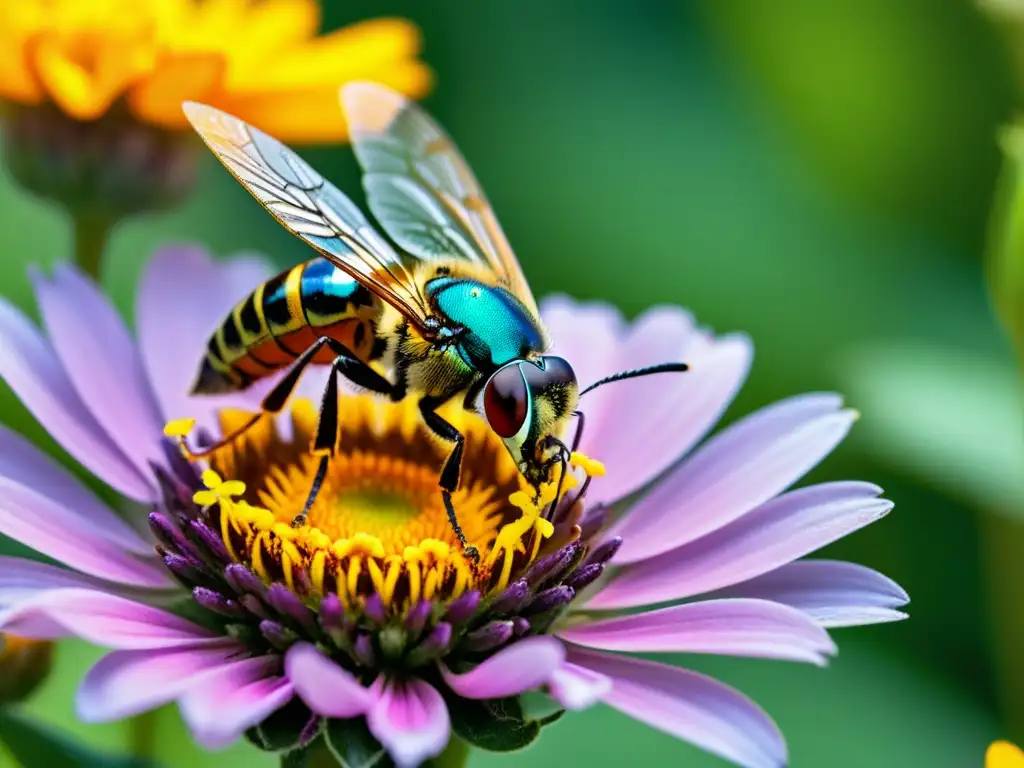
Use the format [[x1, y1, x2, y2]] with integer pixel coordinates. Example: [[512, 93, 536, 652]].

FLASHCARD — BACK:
[[426, 278, 545, 371]]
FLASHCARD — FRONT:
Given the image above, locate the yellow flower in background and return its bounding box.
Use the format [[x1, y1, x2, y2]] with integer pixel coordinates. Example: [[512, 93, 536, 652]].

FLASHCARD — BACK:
[[0, 0, 431, 277], [0, 0, 431, 142], [988, 740, 1024, 767]]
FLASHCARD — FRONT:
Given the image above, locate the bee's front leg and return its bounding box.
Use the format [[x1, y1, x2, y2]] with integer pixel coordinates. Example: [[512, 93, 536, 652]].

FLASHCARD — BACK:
[[419, 395, 480, 564]]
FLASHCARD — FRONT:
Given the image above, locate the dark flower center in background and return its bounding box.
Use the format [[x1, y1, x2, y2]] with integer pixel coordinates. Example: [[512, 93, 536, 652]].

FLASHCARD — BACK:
[[1, 101, 198, 221]]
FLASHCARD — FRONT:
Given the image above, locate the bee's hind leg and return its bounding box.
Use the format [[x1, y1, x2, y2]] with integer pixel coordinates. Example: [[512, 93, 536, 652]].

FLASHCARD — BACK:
[[418, 396, 479, 564], [291, 337, 398, 528], [175, 335, 338, 460]]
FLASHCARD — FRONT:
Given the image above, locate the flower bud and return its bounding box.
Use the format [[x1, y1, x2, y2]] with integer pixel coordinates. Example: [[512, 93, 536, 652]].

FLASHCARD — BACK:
[[986, 122, 1024, 362], [0, 102, 199, 277], [0, 634, 54, 704], [1, 103, 198, 221]]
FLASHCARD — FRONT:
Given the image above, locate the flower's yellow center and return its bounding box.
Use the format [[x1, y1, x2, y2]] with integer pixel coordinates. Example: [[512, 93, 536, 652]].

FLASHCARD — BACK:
[[257, 447, 506, 553], [168, 396, 603, 616]]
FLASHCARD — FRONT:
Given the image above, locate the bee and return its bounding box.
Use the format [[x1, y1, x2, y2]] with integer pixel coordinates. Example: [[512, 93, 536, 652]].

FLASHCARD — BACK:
[[181, 83, 688, 560]]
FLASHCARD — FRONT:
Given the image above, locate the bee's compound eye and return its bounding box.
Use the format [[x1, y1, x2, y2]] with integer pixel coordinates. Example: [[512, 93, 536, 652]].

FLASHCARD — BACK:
[[483, 364, 528, 439], [525, 355, 577, 391]]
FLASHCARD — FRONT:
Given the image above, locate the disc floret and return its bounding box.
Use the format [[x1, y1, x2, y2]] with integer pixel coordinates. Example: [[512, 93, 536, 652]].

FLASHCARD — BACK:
[[155, 397, 607, 684]]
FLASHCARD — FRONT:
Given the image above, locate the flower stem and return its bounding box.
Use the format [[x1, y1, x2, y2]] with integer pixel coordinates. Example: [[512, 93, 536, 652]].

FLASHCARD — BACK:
[[306, 740, 336, 768], [128, 709, 158, 761], [983, 501, 1024, 744], [72, 212, 113, 281], [430, 737, 470, 768]]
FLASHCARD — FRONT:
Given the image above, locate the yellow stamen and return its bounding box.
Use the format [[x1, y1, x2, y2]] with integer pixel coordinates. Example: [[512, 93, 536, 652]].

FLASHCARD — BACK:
[[571, 452, 606, 477], [165, 396, 603, 616], [192, 469, 246, 507], [164, 417, 196, 437]]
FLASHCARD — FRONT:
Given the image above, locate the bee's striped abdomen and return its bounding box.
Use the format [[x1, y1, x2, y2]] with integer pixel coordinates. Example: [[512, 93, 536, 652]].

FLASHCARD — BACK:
[[191, 258, 382, 395]]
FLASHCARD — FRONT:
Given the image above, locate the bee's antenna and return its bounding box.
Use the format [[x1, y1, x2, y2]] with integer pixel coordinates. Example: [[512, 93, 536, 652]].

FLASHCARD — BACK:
[[579, 362, 690, 397]]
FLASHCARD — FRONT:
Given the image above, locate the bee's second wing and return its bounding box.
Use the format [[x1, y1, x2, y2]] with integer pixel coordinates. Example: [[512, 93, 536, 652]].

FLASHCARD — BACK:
[[183, 101, 431, 327], [341, 82, 539, 318]]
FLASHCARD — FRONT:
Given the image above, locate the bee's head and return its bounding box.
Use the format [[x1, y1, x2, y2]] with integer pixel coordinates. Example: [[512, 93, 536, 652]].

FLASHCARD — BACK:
[[481, 356, 579, 487]]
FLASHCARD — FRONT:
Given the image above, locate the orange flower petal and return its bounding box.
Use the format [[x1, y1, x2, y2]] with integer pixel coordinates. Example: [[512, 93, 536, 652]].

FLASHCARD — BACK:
[[0, 47, 42, 103], [227, 17, 424, 92], [221, 60, 433, 144], [127, 52, 226, 128], [28, 33, 154, 120], [988, 741, 1024, 768], [0, 5, 47, 103], [0, 4, 429, 141]]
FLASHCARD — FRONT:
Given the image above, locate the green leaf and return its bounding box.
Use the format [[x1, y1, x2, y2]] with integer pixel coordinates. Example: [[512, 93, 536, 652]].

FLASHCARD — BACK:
[[535, 710, 565, 728], [518, 690, 564, 725], [323, 719, 392, 768], [986, 122, 1024, 360], [0, 709, 159, 768], [246, 699, 319, 754], [280, 746, 311, 768], [841, 343, 1024, 513], [445, 696, 540, 753], [702, 0, 1008, 237]]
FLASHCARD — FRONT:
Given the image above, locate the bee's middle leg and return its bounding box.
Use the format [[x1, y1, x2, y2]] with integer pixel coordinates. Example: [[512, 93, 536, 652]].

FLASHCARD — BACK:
[[291, 337, 397, 527], [418, 396, 479, 563]]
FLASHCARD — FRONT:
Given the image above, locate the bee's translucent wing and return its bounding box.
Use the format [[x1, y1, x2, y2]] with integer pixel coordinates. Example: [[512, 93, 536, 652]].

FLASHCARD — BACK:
[[182, 101, 431, 328], [341, 82, 540, 318]]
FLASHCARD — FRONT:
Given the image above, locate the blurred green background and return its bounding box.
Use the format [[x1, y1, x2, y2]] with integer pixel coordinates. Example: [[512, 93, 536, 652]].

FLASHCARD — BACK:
[[0, 0, 1019, 765]]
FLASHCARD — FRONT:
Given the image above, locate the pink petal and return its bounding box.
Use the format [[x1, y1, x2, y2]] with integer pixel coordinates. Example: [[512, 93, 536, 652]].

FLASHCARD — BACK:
[[285, 642, 373, 717], [547, 661, 611, 711], [716, 560, 910, 628], [31, 264, 165, 482], [578, 305, 752, 506], [0, 556, 111, 607], [136, 246, 273, 424], [367, 677, 450, 768], [566, 646, 787, 768], [0, 424, 155, 556], [219, 252, 277, 302], [0, 297, 151, 500], [0, 557, 146, 639], [179, 656, 294, 751], [610, 393, 855, 564], [588, 481, 890, 610], [0, 479, 170, 587], [0, 604, 66, 639], [440, 637, 566, 699], [77, 642, 243, 722], [540, 295, 625, 451], [0, 589, 218, 648], [560, 598, 835, 665]]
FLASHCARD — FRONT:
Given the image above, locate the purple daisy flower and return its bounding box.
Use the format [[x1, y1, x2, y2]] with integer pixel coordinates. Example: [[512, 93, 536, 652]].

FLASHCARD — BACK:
[[0, 246, 907, 768]]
